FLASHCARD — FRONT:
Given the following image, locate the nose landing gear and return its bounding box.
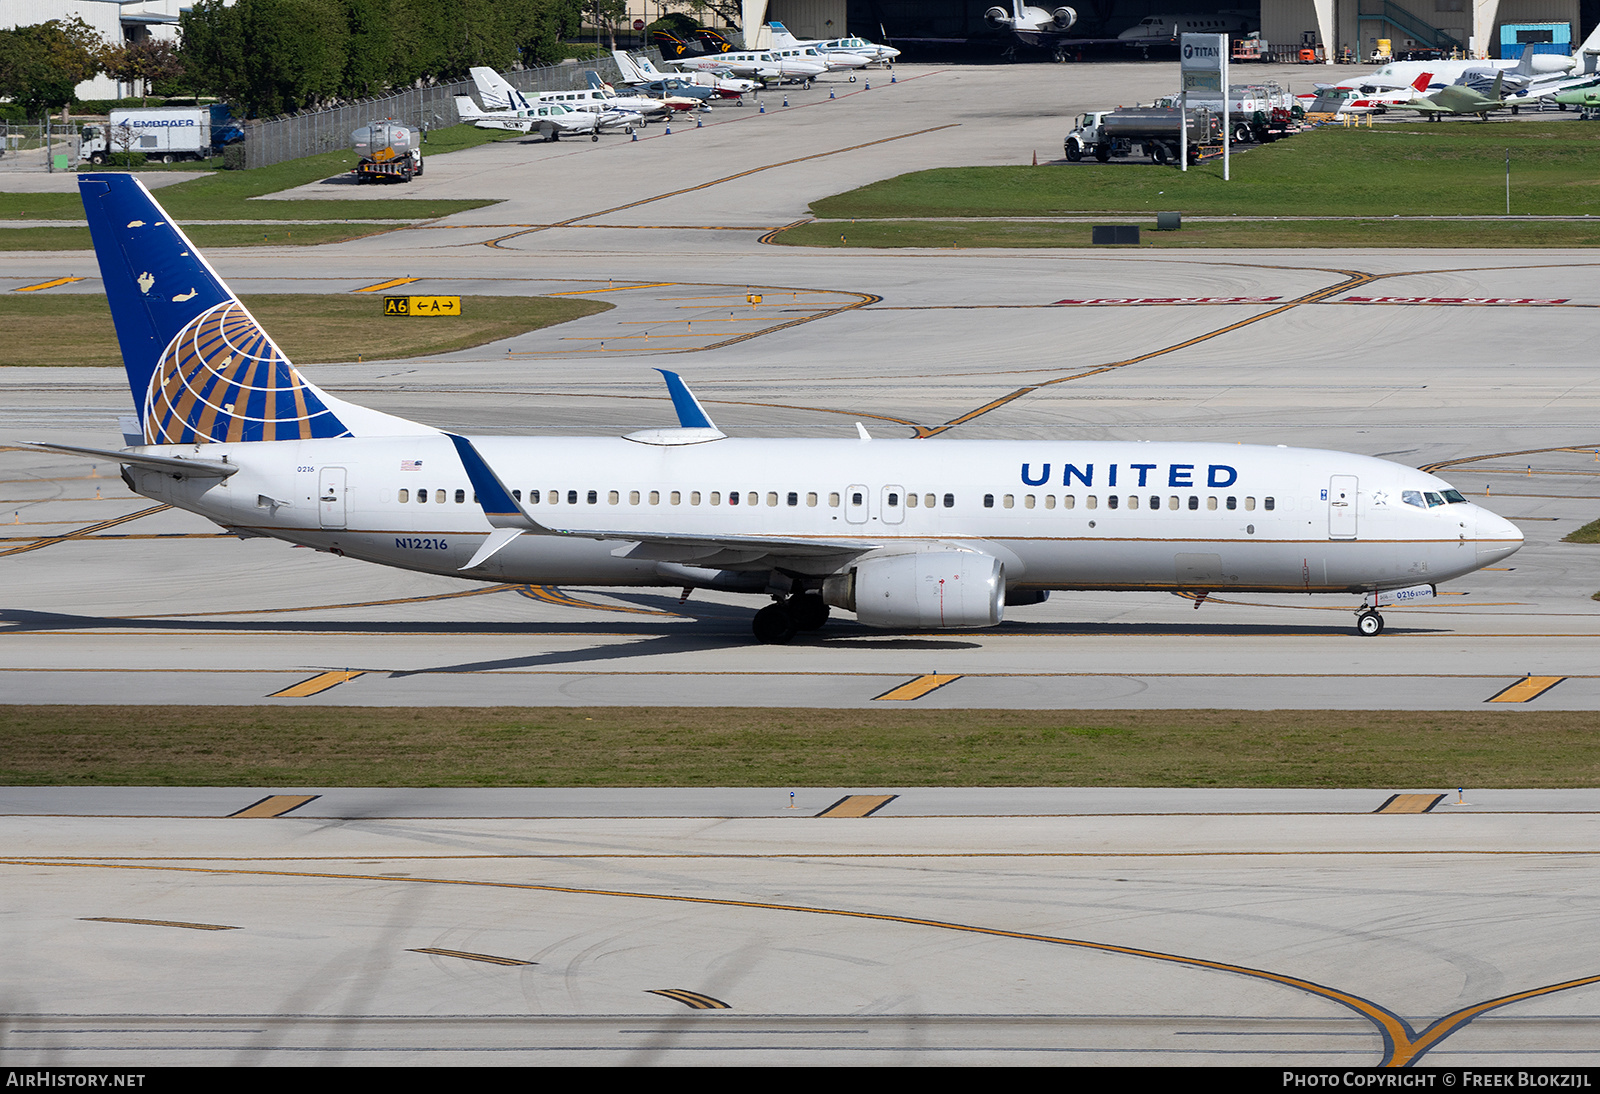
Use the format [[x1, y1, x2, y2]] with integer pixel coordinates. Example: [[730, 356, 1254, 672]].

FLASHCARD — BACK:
[[1356, 608, 1385, 636]]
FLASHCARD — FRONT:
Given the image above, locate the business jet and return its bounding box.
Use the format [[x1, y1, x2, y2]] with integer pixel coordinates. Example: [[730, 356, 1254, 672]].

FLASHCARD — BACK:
[[46, 174, 1523, 644], [1358, 23, 1600, 92]]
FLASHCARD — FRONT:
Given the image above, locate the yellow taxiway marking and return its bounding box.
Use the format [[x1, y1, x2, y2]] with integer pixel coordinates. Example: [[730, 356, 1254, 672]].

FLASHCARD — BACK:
[[1487, 676, 1566, 703], [816, 794, 898, 818], [517, 585, 679, 616], [19, 858, 1597, 1068], [270, 670, 365, 698], [545, 282, 674, 296], [229, 794, 319, 818], [873, 674, 962, 702], [0, 503, 172, 558], [14, 276, 85, 292], [1374, 793, 1445, 814], [410, 947, 535, 966], [82, 916, 237, 931], [352, 277, 419, 293], [648, 989, 731, 1010]]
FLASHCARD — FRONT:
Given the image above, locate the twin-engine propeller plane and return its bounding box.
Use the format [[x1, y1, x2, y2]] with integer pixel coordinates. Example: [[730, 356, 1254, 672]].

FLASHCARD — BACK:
[[40, 174, 1523, 643]]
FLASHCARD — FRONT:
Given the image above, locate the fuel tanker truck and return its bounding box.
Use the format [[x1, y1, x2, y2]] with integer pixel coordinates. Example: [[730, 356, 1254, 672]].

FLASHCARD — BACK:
[[351, 119, 423, 182], [1063, 106, 1221, 165]]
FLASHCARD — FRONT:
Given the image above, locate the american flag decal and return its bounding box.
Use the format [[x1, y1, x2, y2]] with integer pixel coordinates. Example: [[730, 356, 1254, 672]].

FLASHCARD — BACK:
[[401, 459, 423, 471]]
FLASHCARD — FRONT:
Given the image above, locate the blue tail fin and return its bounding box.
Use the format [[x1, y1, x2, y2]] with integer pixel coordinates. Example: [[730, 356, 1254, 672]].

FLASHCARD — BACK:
[[79, 172, 350, 446]]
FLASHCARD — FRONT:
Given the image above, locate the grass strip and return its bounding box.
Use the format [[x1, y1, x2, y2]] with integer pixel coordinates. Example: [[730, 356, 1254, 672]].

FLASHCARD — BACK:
[[776, 217, 1600, 249], [0, 223, 401, 251], [812, 123, 1600, 221], [1563, 518, 1600, 543], [0, 122, 516, 223], [1, 706, 1596, 788], [0, 293, 611, 367]]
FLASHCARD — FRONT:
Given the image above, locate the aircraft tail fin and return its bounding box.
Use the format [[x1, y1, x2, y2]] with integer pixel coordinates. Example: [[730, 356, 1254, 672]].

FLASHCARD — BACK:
[[611, 50, 646, 83], [1579, 22, 1600, 72], [769, 20, 798, 47], [79, 173, 429, 445], [470, 66, 522, 110], [585, 69, 611, 91]]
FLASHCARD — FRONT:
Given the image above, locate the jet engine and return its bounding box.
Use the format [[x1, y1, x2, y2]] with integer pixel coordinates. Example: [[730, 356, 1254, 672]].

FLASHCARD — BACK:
[[1050, 6, 1078, 29], [822, 547, 1005, 629], [985, 6, 1015, 29]]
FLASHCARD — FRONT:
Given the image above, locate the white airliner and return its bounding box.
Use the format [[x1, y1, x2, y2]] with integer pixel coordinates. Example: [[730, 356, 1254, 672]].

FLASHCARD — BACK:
[[45, 174, 1523, 644]]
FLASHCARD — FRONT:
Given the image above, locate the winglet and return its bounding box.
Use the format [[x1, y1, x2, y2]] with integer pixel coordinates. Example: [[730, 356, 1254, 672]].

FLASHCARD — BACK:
[[656, 369, 717, 430], [446, 433, 556, 570]]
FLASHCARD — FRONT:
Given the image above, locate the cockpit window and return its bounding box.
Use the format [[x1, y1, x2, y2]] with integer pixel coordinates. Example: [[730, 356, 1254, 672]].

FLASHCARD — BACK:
[[1402, 490, 1426, 508], [1442, 489, 1466, 504], [1424, 492, 1444, 507]]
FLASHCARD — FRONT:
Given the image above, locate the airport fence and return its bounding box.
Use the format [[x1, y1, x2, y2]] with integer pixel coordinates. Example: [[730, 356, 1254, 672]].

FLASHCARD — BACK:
[[242, 49, 664, 170]]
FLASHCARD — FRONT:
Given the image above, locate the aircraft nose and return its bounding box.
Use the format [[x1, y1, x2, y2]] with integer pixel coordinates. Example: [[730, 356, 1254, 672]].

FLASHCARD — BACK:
[[1476, 506, 1523, 565]]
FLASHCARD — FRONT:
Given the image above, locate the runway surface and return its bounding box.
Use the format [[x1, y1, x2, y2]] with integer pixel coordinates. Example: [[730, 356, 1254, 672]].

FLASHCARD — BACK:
[[4, 786, 1600, 1066]]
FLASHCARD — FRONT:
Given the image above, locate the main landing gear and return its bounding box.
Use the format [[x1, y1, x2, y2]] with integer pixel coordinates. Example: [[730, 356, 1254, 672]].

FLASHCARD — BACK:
[[1356, 608, 1385, 636], [752, 594, 831, 644]]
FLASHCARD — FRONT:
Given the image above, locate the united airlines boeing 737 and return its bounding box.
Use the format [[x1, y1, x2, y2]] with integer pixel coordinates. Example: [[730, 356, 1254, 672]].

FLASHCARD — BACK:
[[41, 174, 1522, 643]]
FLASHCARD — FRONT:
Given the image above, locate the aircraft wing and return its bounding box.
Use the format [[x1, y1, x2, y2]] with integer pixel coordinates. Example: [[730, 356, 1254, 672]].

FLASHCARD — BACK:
[[447, 431, 877, 573]]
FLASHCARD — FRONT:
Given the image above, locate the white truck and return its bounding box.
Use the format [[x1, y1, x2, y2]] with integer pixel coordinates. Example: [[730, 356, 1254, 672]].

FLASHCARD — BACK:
[[81, 107, 211, 164], [1064, 107, 1220, 165]]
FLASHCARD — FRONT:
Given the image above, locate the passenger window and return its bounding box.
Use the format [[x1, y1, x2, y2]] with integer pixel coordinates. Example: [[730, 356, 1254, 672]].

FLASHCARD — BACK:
[[1003, 495, 1014, 509], [398, 489, 409, 503], [943, 494, 955, 508], [807, 492, 818, 507], [1168, 496, 1178, 510], [748, 492, 758, 506], [455, 489, 465, 503], [887, 493, 899, 507], [629, 491, 639, 504], [1244, 497, 1255, 511], [1064, 495, 1075, 509], [510, 490, 520, 502], [1188, 496, 1198, 510], [567, 490, 578, 505], [1150, 496, 1159, 510], [1207, 497, 1218, 510], [418, 490, 428, 504], [1127, 495, 1138, 510], [710, 491, 722, 504], [851, 491, 863, 506], [690, 491, 700, 505], [1264, 497, 1275, 510], [829, 492, 840, 507], [1226, 496, 1237, 510], [1044, 495, 1056, 509], [587, 490, 598, 504], [729, 491, 740, 506], [925, 494, 936, 508], [787, 492, 798, 506], [1108, 495, 1119, 509], [435, 490, 446, 503], [1087, 496, 1097, 509], [530, 490, 540, 504], [906, 493, 919, 508], [1024, 495, 1035, 509], [649, 490, 658, 504]]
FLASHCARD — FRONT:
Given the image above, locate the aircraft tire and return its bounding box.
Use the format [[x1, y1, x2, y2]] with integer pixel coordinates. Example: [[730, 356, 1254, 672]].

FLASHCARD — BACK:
[[591, 133, 598, 141], [850, 74, 857, 82], [753, 604, 799, 644], [1356, 610, 1384, 636], [785, 595, 830, 631]]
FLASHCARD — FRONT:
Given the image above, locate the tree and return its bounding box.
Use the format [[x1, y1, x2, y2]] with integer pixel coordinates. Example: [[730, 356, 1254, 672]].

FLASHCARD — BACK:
[[101, 39, 185, 105], [0, 18, 109, 115], [584, 0, 626, 51]]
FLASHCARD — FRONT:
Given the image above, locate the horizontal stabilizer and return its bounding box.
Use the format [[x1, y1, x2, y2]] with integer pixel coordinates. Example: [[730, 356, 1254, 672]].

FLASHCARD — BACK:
[[29, 441, 239, 478]]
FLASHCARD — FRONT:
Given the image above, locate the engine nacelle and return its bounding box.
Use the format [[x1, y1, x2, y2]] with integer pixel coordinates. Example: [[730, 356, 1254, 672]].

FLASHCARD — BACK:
[[823, 548, 1005, 629], [1052, 6, 1079, 29], [985, 6, 1014, 29]]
